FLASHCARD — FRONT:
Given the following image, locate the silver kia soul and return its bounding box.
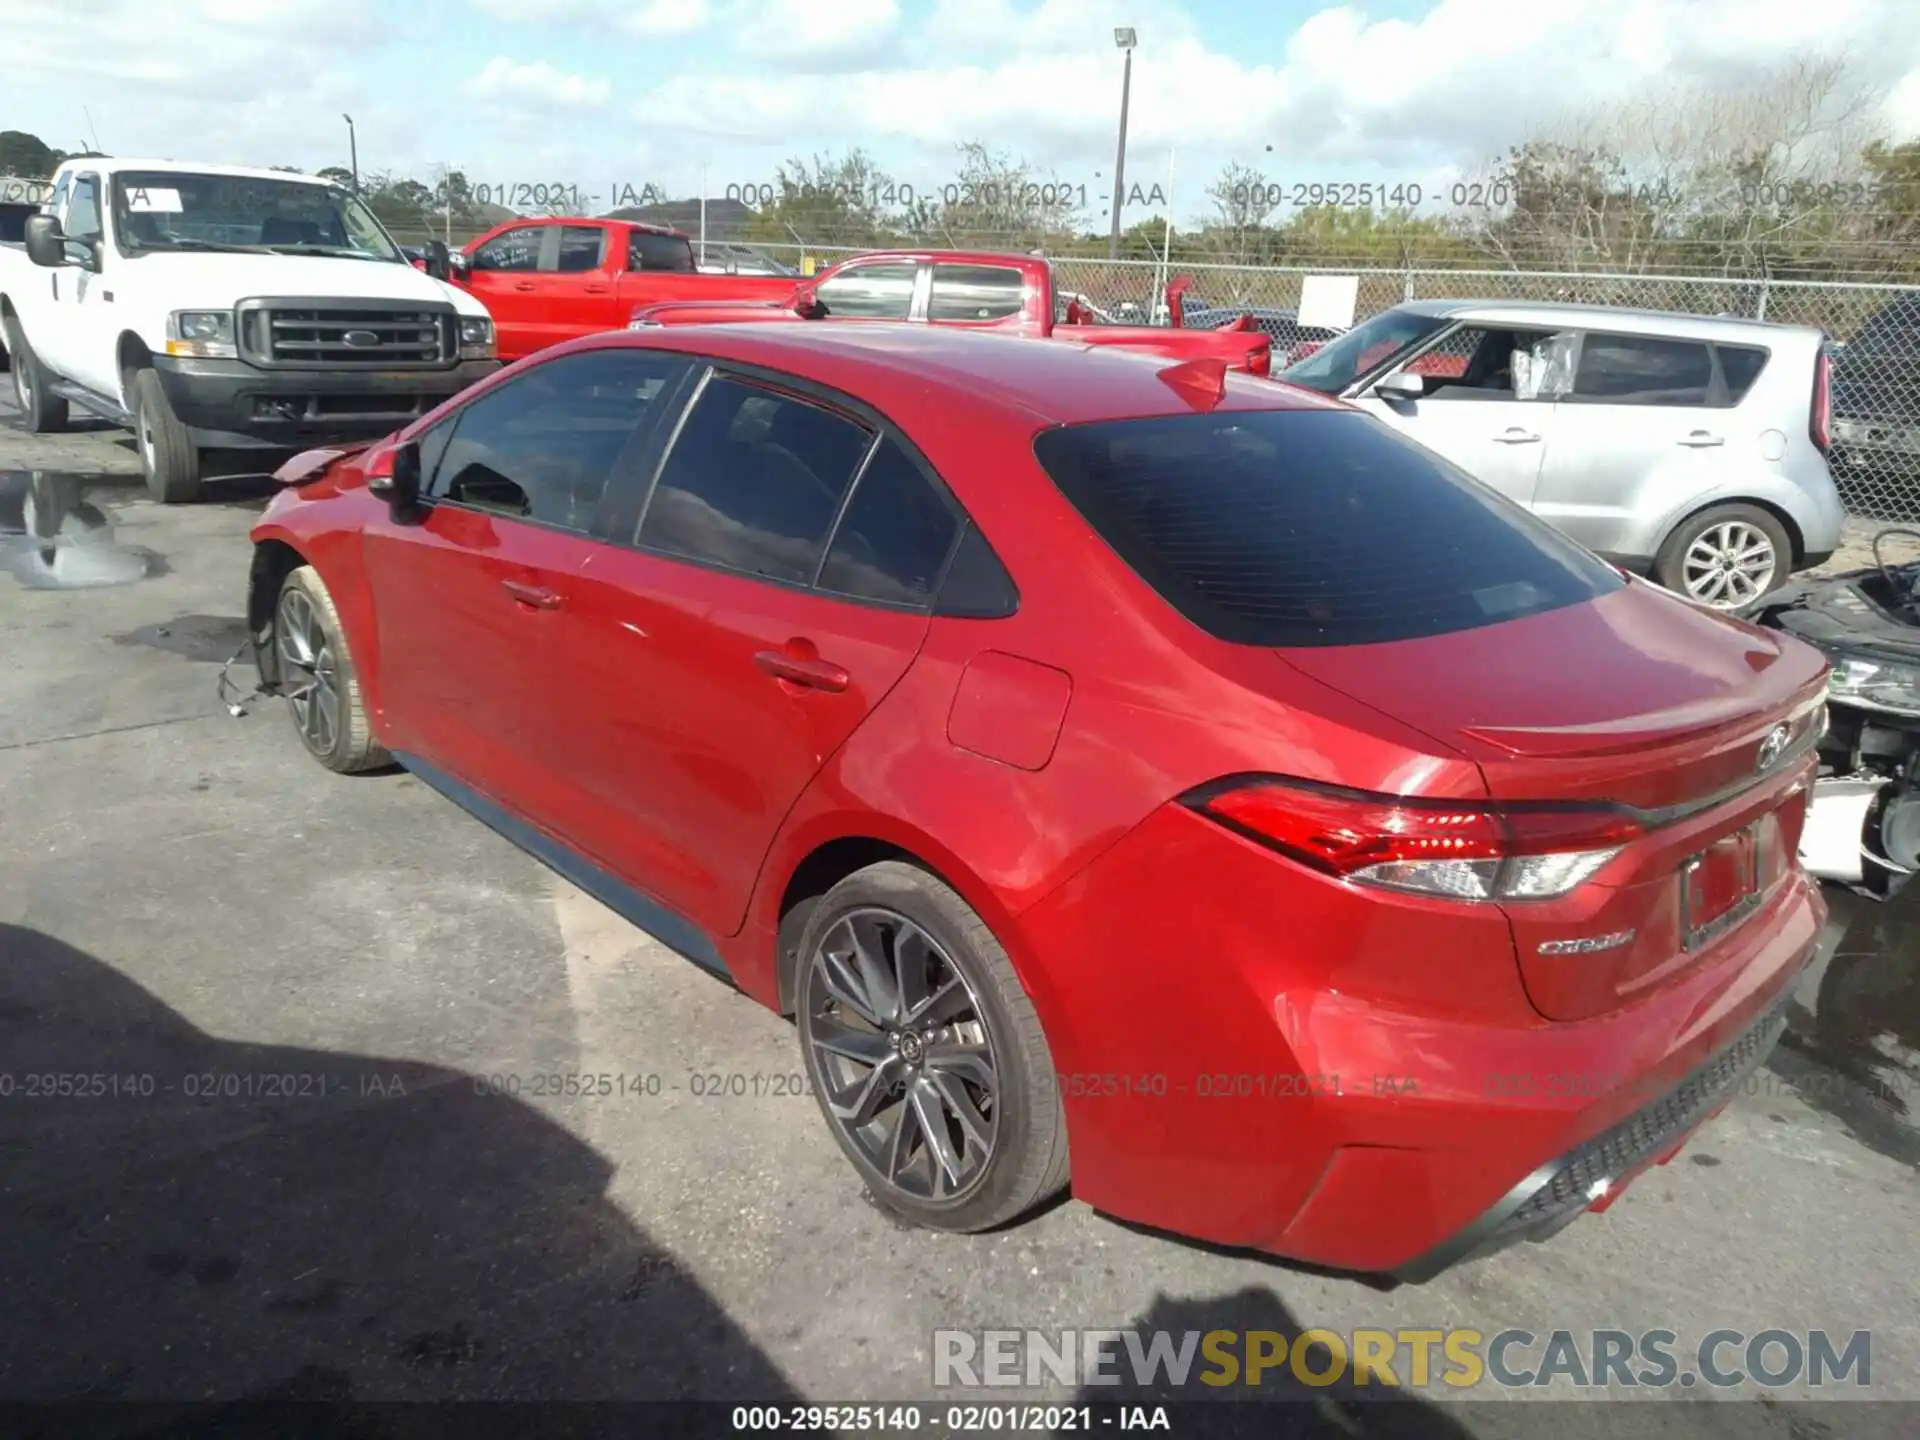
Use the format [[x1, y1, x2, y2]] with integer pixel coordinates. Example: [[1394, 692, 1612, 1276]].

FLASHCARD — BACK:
[[1278, 299, 1847, 610]]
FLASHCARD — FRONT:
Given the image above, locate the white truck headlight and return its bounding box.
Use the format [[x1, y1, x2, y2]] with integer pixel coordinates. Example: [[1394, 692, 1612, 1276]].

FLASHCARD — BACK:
[[1828, 655, 1920, 718], [165, 310, 236, 359], [458, 316, 494, 359]]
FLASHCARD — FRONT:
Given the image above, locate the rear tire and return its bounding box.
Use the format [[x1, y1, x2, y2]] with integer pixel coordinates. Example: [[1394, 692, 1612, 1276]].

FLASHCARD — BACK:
[[794, 860, 1069, 1233], [5, 317, 70, 433], [131, 367, 202, 504], [273, 565, 390, 774], [1654, 503, 1792, 611]]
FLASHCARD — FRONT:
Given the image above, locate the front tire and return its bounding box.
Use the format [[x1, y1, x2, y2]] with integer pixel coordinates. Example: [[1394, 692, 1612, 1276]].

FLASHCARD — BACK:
[[1654, 503, 1792, 610], [5, 317, 70, 433], [130, 367, 202, 504], [274, 565, 390, 774], [794, 860, 1069, 1232]]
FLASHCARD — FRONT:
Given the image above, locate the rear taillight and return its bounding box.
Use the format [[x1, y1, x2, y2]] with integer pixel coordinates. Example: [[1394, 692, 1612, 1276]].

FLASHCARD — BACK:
[[1190, 777, 1642, 901], [1811, 347, 1832, 453]]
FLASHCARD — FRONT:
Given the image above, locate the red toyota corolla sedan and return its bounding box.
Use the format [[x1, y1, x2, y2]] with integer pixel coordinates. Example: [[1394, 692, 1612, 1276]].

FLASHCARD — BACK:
[[247, 324, 1828, 1279]]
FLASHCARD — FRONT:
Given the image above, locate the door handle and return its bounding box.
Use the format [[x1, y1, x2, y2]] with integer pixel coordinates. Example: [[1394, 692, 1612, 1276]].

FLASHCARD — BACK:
[[1679, 431, 1725, 447], [754, 649, 849, 692], [513, 281, 537, 292], [1492, 428, 1541, 444], [501, 579, 562, 610], [584, 283, 609, 294]]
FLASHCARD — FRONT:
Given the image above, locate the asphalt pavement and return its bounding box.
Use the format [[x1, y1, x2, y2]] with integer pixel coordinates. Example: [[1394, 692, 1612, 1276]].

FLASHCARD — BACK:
[[2, 394, 1918, 1436]]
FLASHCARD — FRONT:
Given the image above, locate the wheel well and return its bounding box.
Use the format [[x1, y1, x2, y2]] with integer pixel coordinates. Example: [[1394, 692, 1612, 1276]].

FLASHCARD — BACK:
[[117, 332, 154, 407], [247, 540, 307, 690], [1668, 497, 1805, 568], [774, 836, 918, 1015]]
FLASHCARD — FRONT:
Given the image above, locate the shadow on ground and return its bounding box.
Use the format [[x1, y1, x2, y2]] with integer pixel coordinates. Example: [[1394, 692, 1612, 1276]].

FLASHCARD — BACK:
[[1776, 879, 1920, 1168], [0, 923, 803, 1416]]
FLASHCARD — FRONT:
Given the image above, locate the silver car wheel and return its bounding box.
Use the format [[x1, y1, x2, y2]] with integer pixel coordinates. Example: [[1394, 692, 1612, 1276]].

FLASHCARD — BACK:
[[1681, 521, 1776, 609], [276, 586, 340, 756], [14, 356, 31, 411]]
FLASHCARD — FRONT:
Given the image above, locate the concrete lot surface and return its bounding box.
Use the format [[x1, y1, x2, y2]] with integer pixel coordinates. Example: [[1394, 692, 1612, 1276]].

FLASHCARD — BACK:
[[2, 397, 1917, 1436]]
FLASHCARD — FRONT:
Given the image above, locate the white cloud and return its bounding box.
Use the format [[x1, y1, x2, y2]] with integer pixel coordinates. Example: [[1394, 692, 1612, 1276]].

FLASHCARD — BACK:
[[461, 58, 613, 108], [469, 0, 711, 36], [6, 0, 1920, 217], [730, 0, 902, 70]]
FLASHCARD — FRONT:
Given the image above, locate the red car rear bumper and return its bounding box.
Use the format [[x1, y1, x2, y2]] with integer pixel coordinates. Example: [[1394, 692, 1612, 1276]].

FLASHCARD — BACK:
[[1010, 803, 1825, 1278]]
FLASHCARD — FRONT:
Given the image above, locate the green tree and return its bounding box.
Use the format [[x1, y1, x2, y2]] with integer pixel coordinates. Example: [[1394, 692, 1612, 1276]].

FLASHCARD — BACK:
[[0, 130, 62, 178]]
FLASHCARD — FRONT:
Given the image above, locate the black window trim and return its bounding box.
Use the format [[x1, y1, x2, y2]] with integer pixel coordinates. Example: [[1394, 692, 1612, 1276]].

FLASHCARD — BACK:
[[611, 353, 1011, 615], [407, 347, 692, 541]]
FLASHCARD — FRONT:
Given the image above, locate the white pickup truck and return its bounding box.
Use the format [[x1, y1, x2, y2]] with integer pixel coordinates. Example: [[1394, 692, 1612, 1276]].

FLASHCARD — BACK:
[[0, 157, 498, 502]]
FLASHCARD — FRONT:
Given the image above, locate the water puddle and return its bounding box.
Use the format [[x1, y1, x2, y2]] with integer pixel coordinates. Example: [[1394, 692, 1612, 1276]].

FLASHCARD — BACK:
[[112, 614, 251, 664], [0, 471, 161, 589]]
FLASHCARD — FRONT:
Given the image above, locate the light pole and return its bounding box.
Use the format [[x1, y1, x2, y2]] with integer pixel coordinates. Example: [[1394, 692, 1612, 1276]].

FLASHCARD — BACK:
[[342, 114, 359, 193], [1107, 27, 1137, 260]]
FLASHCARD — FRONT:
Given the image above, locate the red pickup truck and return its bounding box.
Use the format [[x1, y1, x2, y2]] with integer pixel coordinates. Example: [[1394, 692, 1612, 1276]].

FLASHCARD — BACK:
[[445, 216, 798, 361], [626, 250, 1274, 373]]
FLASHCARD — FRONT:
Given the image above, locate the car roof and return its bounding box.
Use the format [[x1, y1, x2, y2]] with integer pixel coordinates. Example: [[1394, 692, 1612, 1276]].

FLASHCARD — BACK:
[[1395, 298, 1823, 342], [591, 323, 1344, 427], [56, 157, 335, 186]]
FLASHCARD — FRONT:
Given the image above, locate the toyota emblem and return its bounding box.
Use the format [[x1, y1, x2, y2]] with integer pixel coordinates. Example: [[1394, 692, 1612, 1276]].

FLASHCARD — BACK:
[[1756, 723, 1791, 773]]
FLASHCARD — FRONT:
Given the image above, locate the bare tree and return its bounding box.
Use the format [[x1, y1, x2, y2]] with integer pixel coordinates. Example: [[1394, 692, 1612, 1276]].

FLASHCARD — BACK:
[[1459, 55, 1903, 279]]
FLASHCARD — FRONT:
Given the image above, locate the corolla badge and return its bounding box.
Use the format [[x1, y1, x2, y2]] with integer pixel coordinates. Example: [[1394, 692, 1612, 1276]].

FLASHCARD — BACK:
[[1757, 723, 1792, 773]]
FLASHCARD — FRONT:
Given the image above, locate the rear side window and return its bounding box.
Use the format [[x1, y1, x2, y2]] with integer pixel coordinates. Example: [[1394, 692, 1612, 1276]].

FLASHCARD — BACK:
[[928, 264, 1025, 322], [639, 376, 874, 583], [1032, 409, 1622, 647], [1571, 335, 1712, 405], [1717, 345, 1770, 402], [630, 231, 696, 272], [815, 262, 917, 319], [818, 438, 961, 605], [556, 225, 606, 273]]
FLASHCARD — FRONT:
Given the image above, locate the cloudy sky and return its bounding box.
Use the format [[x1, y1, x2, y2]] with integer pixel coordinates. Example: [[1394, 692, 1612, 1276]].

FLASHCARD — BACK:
[[9, 0, 1920, 227]]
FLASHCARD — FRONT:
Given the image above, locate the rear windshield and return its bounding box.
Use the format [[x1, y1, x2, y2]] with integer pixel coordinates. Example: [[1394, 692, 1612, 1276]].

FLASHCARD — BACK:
[[1032, 409, 1623, 647], [630, 231, 696, 272]]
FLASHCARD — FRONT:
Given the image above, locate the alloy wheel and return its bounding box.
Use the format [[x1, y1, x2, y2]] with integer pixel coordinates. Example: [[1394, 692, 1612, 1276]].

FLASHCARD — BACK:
[[275, 587, 340, 756], [804, 907, 999, 1203], [14, 358, 30, 411], [1681, 521, 1776, 608]]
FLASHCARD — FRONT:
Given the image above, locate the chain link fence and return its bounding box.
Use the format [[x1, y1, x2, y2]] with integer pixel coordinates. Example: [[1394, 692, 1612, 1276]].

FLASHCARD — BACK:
[[724, 245, 1920, 523]]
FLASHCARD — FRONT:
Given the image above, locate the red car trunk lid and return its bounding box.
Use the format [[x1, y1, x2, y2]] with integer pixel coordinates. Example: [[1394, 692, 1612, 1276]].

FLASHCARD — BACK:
[[1276, 580, 1828, 1019]]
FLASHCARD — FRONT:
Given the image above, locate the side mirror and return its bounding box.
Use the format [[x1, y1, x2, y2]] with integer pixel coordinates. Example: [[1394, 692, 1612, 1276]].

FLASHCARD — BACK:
[[368, 440, 423, 516], [23, 214, 66, 268], [424, 240, 451, 281], [791, 282, 824, 318], [1374, 371, 1425, 402]]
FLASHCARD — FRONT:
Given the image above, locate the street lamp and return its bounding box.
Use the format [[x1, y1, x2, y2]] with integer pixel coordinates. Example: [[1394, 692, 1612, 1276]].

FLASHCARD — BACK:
[[1108, 27, 1137, 260], [342, 113, 359, 193]]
